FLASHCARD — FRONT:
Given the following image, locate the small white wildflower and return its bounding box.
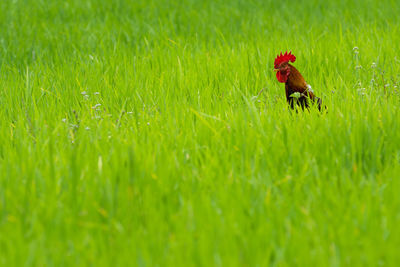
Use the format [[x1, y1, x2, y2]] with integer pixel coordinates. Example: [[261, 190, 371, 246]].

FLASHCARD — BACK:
[[385, 84, 390, 88], [371, 62, 376, 68], [357, 88, 366, 95], [94, 92, 100, 95], [62, 118, 67, 123], [355, 65, 362, 69], [85, 127, 90, 130], [147, 122, 150, 126], [92, 103, 101, 109], [394, 85, 398, 89], [127, 111, 133, 114], [81, 91, 87, 95]]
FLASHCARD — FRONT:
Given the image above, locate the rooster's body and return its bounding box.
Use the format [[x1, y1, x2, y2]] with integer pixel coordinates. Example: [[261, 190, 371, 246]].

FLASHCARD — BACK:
[[274, 51, 322, 111]]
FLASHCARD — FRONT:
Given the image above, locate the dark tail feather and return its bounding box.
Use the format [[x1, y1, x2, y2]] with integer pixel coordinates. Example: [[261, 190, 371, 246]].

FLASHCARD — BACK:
[[288, 95, 326, 112], [315, 97, 327, 112]]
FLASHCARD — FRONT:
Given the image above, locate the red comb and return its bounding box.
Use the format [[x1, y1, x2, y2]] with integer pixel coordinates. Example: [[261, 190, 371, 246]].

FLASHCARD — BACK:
[[274, 51, 296, 68]]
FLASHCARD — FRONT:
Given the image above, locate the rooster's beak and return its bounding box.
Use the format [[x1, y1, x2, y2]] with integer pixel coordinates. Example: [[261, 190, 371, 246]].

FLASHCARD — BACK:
[[274, 69, 279, 72]]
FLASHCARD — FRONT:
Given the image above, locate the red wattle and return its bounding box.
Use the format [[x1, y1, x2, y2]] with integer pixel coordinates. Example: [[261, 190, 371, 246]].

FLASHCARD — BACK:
[[276, 71, 288, 83]]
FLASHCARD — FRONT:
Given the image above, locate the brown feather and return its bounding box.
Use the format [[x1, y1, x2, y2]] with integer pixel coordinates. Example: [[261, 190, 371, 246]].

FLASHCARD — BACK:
[[285, 64, 321, 110]]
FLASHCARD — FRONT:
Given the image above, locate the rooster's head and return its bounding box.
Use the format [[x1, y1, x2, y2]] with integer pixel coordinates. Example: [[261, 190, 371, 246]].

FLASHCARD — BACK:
[[274, 51, 296, 83]]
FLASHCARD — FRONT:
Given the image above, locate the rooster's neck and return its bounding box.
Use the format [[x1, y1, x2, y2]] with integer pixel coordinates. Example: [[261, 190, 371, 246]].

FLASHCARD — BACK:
[[286, 64, 307, 92]]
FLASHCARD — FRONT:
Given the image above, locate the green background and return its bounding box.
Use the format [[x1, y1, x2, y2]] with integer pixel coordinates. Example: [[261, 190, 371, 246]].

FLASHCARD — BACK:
[[0, 0, 399, 266]]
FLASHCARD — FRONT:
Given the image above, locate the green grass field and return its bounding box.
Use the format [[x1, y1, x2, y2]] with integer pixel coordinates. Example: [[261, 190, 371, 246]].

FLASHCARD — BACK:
[[1, 0, 400, 266]]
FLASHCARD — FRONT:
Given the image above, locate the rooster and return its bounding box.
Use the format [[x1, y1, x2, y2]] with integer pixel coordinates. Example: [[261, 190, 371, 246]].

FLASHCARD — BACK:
[[274, 51, 322, 110]]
